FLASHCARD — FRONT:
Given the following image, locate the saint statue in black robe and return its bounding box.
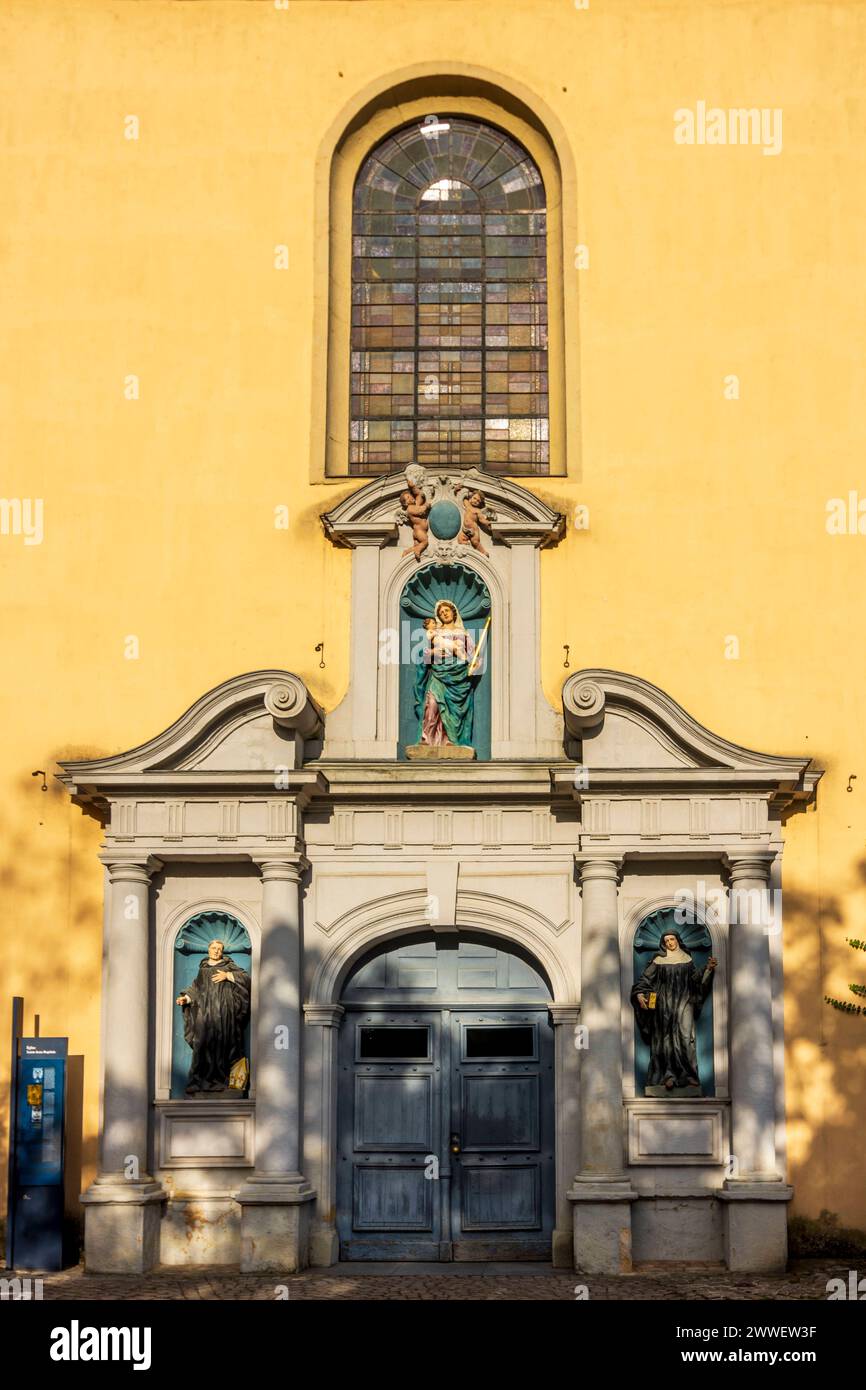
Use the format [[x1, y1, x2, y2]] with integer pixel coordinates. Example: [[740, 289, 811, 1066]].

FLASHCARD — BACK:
[[630, 930, 716, 1096], [176, 939, 251, 1096]]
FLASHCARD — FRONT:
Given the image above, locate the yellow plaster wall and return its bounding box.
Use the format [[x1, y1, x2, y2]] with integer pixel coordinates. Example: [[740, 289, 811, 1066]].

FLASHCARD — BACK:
[[0, 0, 864, 1228]]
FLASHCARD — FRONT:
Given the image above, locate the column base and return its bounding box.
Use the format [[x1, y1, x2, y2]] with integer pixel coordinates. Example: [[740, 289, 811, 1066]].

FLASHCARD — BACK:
[[719, 1180, 793, 1273], [552, 1226, 575, 1269], [568, 1178, 639, 1275], [309, 1222, 340, 1268], [81, 1178, 166, 1274], [236, 1174, 316, 1273]]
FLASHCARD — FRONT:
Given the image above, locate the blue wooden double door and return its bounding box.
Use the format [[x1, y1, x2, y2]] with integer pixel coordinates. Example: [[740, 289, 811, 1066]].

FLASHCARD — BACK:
[[337, 936, 555, 1261]]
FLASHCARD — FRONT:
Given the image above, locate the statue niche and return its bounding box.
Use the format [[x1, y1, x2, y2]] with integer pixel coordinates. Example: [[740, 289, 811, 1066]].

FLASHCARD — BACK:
[[398, 563, 491, 761], [630, 909, 716, 1097], [172, 911, 252, 1099]]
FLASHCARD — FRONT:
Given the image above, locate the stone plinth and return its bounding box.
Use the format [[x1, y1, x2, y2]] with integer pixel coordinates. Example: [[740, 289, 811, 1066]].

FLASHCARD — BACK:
[[405, 744, 476, 760]]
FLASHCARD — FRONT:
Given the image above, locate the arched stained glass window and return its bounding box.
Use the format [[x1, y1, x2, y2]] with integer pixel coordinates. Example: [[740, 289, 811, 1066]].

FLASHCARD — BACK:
[[350, 116, 549, 476]]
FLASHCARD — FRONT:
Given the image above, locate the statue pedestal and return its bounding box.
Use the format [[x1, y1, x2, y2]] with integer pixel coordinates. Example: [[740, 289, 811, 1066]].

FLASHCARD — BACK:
[[236, 1175, 315, 1273], [719, 1180, 793, 1272], [569, 1178, 639, 1275], [81, 1177, 166, 1274], [405, 744, 475, 760]]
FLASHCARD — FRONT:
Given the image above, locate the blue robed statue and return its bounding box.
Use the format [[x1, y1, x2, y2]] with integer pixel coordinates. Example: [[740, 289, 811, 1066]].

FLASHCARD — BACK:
[[400, 562, 491, 759], [413, 598, 483, 749]]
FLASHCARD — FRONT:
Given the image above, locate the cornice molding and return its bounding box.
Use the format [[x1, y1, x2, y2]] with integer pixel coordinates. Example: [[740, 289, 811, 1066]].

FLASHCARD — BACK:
[[562, 668, 821, 810], [56, 670, 326, 803]]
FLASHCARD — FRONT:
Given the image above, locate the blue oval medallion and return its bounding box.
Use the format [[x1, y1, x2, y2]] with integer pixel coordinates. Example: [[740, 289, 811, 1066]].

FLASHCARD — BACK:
[[428, 499, 462, 539]]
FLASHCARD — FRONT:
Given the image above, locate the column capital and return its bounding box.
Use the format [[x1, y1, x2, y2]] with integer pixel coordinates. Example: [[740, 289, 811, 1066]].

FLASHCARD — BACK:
[[98, 853, 163, 884], [575, 854, 623, 885], [303, 1003, 345, 1029], [548, 1003, 581, 1027], [256, 856, 309, 883], [724, 852, 775, 885]]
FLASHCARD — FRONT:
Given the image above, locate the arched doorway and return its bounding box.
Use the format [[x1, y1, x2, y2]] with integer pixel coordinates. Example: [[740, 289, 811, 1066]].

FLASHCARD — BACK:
[[336, 932, 555, 1261]]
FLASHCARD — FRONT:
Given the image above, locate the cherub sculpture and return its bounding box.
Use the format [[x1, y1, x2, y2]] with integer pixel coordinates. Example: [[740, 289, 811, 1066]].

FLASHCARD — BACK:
[[398, 474, 431, 561], [455, 483, 494, 557]]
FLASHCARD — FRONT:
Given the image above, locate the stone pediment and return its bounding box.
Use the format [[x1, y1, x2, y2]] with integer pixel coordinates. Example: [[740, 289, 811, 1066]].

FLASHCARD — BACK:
[[57, 671, 325, 802], [561, 669, 821, 804], [322, 466, 565, 550]]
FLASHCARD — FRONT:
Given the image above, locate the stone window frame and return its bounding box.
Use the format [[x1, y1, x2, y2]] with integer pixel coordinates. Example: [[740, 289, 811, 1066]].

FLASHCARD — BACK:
[[311, 68, 576, 482]]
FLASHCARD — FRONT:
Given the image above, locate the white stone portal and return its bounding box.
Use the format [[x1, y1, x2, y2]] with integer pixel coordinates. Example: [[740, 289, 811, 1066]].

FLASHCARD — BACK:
[[57, 473, 820, 1275]]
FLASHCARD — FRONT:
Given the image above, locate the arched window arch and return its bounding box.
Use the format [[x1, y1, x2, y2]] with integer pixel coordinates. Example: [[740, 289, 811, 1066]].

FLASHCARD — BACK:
[[350, 115, 549, 476]]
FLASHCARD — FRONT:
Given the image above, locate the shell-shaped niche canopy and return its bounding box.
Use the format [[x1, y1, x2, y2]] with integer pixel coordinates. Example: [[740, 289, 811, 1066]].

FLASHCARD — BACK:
[[634, 908, 711, 958], [400, 563, 491, 622], [176, 910, 251, 959]]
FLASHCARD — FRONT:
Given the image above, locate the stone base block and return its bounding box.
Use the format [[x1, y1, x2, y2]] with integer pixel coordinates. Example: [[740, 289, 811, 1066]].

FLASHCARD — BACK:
[[82, 1182, 166, 1274], [160, 1197, 241, 1266], [569, 1180, 638, 1275], [632, 1195, 724, 1264], [309, 1221, 340, 1268], [720, 1182, 793, 1272], [552, 1226, 574, 1269], [405, 744, 475, 760], [237, 1179, 315, 1274]]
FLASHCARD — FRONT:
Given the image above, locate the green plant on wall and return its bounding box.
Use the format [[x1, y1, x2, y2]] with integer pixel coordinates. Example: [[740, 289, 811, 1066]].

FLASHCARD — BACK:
[[824, 938, 866, 1017]]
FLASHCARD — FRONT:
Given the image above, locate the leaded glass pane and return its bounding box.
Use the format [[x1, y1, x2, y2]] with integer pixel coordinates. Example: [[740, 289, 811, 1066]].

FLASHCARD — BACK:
[[349, 116, 550, 475]]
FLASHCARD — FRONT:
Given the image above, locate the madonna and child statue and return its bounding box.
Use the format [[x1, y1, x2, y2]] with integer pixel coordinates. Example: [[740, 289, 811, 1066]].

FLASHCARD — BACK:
[[400, 564, 491, 761]]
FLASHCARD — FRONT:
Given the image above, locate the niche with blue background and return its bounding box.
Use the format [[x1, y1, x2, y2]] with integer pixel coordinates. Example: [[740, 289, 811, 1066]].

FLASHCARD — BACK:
[[171, 911, 252, 1099], [632, 907, 715, 1097], [398, 562, 491, 760]]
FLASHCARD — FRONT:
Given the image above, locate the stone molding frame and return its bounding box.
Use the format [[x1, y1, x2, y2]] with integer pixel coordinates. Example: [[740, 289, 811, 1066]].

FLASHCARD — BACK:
[[157, 1101, 256, 1170], [321, 466, 566, 759], [306, 891, 575, 1009], [562, 669, 821, 804], [57, 670, 326, 803], [626, 1098, 730, 1167], [311, 66, 579, 482]]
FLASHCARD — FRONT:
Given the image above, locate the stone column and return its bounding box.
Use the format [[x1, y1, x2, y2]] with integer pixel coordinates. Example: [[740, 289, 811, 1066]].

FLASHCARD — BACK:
[[548, 1003, 581, 1269], [237, 857, 315, 1273], [303, 1003, 345, 1267], [81, 855, 165, 1274], [568, 856, 637, 1273], [720, 852, 792, 1271]]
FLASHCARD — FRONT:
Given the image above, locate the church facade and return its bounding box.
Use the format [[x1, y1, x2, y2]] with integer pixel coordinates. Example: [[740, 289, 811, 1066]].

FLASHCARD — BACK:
[[2, 2, 865, 1282], [59, 464, 817, 1274]]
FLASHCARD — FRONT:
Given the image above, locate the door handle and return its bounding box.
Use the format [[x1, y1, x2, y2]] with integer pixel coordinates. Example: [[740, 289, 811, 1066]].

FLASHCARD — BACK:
[[450, 1132, 461, 1155]]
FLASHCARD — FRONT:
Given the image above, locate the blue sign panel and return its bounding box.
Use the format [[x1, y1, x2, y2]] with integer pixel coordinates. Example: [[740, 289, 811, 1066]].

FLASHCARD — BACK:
[[16, 1041, 67, 1186], [9, 1036, 70, 1269]]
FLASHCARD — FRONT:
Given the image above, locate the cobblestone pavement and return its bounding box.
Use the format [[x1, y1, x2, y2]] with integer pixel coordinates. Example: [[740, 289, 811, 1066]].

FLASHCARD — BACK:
[[13, 1259, 848, 1301]]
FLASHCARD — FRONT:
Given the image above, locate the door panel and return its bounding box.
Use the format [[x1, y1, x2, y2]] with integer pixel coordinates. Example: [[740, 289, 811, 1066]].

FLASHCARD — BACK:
[[354, 1073, 434, 1150], [338, 1004, 554, 1261], [450, 1011, 553, 1260], [353, 1163, 434, 1231], [460, 1163, 541, 1230], [460, 1074, 540, 1149], [338, 1012, 443, 1260]]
